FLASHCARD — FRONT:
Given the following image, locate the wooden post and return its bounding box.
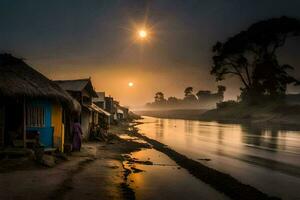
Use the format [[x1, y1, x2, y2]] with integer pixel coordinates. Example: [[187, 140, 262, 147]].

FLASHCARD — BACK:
[[23, 99, 26, 148], [0, 105, 4, 147]]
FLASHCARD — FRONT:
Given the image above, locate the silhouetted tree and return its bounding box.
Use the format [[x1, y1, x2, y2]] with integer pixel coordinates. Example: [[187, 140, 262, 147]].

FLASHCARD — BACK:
[[211, 16, 300, 102], [217, 85, 226, 94], [167, 96, 179, 104], [184, 87, 193, 97], [154, 92, 165, 103]]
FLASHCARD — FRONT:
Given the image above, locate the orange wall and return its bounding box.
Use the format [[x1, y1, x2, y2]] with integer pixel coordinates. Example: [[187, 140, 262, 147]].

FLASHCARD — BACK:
[[51, 103, 64, 152]]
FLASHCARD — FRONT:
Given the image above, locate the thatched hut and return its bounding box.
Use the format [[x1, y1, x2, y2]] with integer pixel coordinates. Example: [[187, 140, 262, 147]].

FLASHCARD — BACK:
[[0, 54, 80, 152], [54, 78, 98, 139]]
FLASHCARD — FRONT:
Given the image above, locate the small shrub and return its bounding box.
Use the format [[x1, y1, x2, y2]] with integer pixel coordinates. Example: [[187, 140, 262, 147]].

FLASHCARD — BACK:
[[217, 100, 238, 109]]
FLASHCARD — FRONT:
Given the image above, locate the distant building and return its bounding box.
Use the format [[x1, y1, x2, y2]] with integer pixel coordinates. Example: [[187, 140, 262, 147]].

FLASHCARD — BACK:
[[196, 86, 225, 108], [93, 92, 106, 109], [93, 92, 111, 126], [117, 106, 129, 120], [55, 78, 98, 139], [104, 96, 117, 122]]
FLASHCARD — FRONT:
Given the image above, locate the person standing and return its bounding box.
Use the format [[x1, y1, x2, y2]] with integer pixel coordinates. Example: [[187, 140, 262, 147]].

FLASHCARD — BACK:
[[72, 119, 83, 151]]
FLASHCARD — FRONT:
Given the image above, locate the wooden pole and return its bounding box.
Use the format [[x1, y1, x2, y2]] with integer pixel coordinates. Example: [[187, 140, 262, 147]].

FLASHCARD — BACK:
[[23, 99, 26, 148], [0, 105, 4, 147]]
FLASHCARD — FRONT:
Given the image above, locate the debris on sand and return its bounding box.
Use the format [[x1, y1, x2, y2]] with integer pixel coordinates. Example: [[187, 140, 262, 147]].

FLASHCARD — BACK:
[[197, 158, 211, 161], [125, 156, 154, 165], [41, 155, 56, 167], [131, 167, 144, 173], [119, 183, 136, 200]]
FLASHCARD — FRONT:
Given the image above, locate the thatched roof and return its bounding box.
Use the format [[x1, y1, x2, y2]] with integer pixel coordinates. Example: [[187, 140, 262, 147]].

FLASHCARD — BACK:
[[54, 78, 98, 97], [0, 54, 81, 112]]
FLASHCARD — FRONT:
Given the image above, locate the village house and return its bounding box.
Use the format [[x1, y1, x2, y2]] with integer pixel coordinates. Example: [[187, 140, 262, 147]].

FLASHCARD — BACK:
[[118, 106, 129, 120], [104, 96, 118, 123], [93, 92, 111, 124], [54, 78, 104, 139], [0, 54, 80, 152], [93, 92, 112, 124], [116, 106, 124, 120], [93, 92, 106, 109], [196, 85, 226, 108]]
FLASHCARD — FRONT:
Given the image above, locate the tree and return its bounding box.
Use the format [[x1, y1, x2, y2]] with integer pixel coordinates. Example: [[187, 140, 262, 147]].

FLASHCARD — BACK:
[[184, 87, 193, 97], [211, 16, 300, 101], [154, 92, 165, 103], [167, 96, 180, 105], [217, 85, 226, 94], [217, 85, 226, 102]]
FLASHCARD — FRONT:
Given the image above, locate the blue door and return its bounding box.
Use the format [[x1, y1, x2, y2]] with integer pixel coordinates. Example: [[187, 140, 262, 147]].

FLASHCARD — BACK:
[[38, 127, 54, 147], [26, 100, 53, 148]]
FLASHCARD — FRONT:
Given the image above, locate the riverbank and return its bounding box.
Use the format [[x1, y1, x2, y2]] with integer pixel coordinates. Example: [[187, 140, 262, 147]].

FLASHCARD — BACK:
[[199, 102, 300, 127], [135, 109, 208, 120], [136, 103, 300, 127]]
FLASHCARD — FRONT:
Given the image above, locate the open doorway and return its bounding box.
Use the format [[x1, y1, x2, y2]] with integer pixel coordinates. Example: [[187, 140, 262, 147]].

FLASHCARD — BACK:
[[3, 101, 24, 147]]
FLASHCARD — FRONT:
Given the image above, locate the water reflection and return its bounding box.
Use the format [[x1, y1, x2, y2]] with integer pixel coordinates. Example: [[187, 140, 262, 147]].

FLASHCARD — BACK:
[[184, 120, 194, 133], [217, 128, 224, 145], [154, 118, 165, 139], [137, 116, 300, 200], [240, 124, 298, 153], [126, 149, 229, 200]]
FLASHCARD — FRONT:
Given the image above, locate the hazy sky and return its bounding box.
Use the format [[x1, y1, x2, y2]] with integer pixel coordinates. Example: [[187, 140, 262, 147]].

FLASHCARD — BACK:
[[1, 0, 300, 108]]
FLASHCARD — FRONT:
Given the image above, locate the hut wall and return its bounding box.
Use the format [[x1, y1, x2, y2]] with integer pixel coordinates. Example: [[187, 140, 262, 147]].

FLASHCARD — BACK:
[[51, 103, 64, 152], [81, 107, 91, 139], [26, 100, 53, 148]]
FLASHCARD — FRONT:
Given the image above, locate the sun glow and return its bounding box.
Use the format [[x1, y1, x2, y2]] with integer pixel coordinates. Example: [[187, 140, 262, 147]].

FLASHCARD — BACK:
[[138, 29, 147, 39], [128, 82, 134, 87]]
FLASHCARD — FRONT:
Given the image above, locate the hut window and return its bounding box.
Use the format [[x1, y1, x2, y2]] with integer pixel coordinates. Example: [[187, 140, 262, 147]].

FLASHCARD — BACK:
[[26, 105, 45, 127]]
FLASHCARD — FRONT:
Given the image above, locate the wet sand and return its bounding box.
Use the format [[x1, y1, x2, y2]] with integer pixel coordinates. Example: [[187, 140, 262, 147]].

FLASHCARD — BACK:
[[125, 148, 229, 200]]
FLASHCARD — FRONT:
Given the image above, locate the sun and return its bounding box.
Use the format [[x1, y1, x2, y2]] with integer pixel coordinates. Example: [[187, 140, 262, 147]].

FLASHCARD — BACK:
[[128, 82, 134, 87], [138, 29, 147, 39]]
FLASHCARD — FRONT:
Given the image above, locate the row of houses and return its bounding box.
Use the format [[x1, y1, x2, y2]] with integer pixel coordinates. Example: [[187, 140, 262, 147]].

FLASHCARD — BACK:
[[0, 54, 129, 152]]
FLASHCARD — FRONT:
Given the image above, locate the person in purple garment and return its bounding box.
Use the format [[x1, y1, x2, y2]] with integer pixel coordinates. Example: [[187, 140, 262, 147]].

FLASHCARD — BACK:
[[72, 118, 83, 151]]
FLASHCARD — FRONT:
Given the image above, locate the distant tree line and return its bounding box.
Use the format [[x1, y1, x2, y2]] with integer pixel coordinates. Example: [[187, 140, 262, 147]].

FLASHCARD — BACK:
[[146, 86, 226, 109], [211, 16, 300, 105]]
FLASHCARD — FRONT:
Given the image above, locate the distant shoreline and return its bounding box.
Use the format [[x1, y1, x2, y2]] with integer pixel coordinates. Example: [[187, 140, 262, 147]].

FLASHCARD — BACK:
[[134, 109, 208, 120], [135, 108, 300, 129]]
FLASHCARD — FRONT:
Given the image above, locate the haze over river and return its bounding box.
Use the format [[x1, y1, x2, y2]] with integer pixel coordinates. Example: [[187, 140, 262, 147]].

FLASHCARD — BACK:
[[136, 116, 300, 200]]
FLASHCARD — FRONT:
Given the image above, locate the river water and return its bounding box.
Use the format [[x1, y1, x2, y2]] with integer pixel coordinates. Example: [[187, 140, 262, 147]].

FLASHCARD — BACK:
[[136, 116, 300, 200]]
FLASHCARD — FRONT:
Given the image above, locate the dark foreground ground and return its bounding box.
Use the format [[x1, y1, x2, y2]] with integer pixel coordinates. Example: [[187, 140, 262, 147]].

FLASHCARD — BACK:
[[0, 126, 149, 200], [0, 123, 281, 200]]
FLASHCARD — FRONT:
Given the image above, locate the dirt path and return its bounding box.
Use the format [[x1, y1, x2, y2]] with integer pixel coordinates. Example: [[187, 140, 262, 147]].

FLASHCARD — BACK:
[[0, 137, 147, 200]]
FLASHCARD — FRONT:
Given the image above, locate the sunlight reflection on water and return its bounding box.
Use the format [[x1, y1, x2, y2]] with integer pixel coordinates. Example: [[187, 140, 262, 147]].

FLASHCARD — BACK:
[[136, 116, 300, 200], [125, 148, 229, 200]]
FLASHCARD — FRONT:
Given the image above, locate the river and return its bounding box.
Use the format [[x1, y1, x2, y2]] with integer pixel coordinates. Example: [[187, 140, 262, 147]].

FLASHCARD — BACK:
[[136, 116, 300, 200]]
